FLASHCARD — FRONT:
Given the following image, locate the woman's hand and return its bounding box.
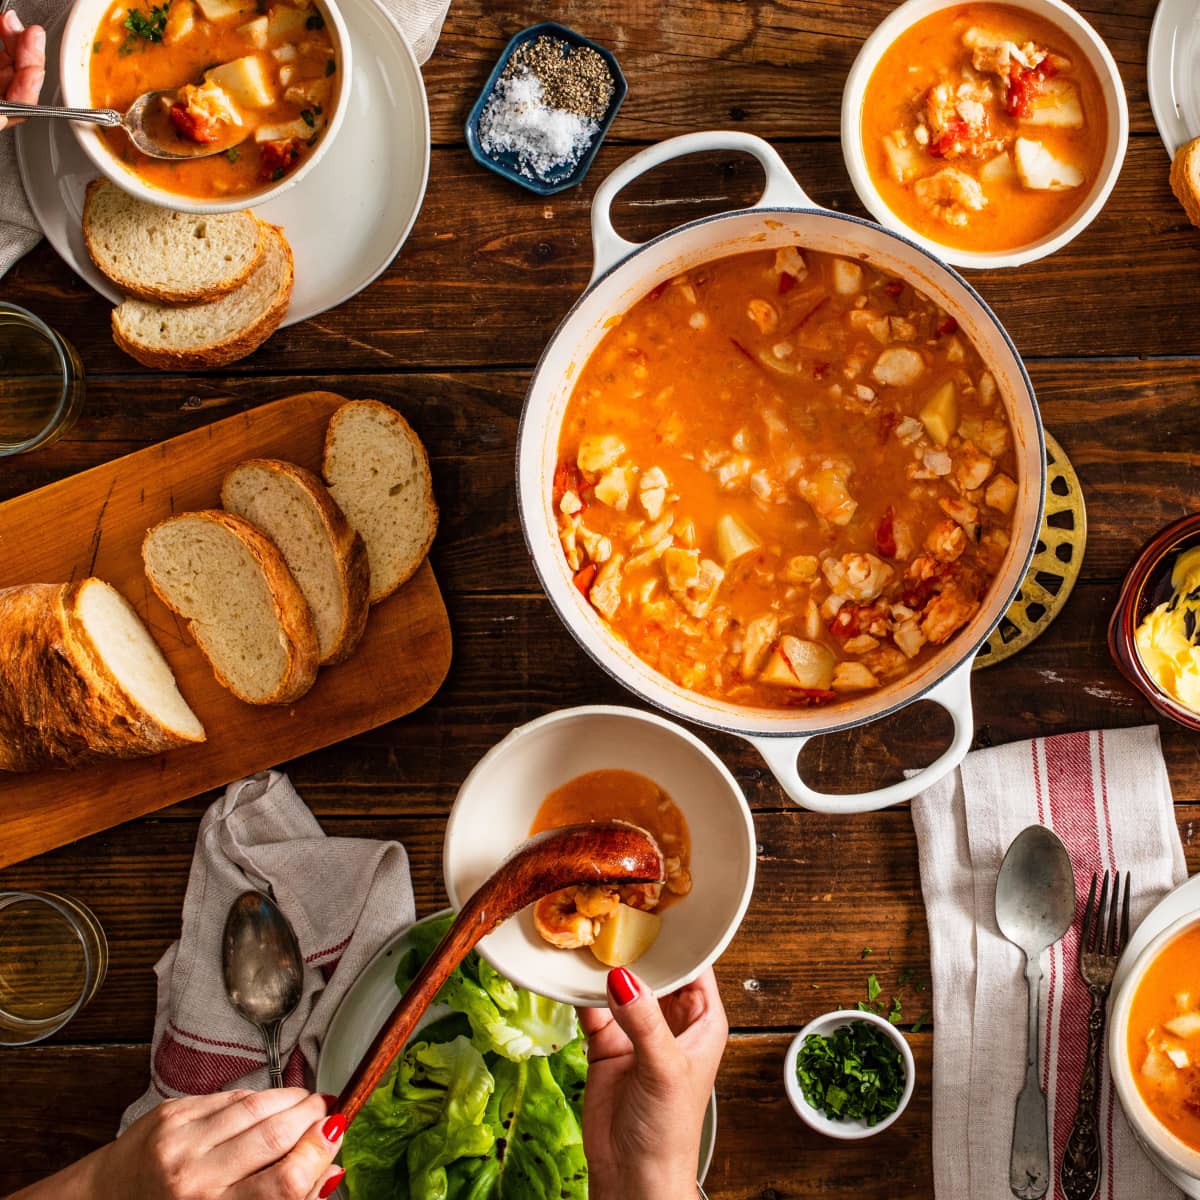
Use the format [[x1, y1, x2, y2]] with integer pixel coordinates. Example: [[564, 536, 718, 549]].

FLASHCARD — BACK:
[[0, 10, 46, 132], [10, 1089, 347, 1200], [579, 966, 728, 1200]]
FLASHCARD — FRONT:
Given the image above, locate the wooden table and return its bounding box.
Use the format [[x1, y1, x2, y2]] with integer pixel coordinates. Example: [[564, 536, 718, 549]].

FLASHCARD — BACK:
[[2, 1, 1199, 1194]]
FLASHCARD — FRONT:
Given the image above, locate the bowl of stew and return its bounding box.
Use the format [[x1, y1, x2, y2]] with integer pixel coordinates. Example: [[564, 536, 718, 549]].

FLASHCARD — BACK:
[[840, 0, 1128, 269], [60, 0, 352, 213], [1109, 911, 1200, 1182], [517, 130, 1046, 814]]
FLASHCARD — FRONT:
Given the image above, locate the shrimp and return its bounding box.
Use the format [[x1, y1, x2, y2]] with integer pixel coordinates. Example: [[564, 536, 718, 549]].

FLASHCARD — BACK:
[[533, 890, 599, 949], [665, 857, 693, 897], [913, 168, 986, 228], [620, 882, 664, 912], [573, 885, 621, 919]]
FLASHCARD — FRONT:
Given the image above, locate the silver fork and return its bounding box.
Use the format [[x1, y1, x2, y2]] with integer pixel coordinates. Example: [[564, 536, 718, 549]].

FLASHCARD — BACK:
[[1059, 871, 1131, 1200]]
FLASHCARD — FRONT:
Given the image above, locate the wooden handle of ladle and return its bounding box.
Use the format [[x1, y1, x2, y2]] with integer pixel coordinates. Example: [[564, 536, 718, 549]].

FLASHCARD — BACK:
[[334, 821, 665, 1124]]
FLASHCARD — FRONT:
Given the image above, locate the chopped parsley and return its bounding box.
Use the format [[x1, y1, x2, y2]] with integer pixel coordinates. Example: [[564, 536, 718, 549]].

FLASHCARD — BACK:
[[271, 166, 286, 181], [866, 973, 881, 1003], [795, 1021, 907, 1126], [300, 108, 315, 127], [225, 146, 240, 163], [860, 947, 873, 959], [123, 3, 170, 42], [93, 39, 102, 52], [324, 57, 335, 76], [305, 11, 324, 28]]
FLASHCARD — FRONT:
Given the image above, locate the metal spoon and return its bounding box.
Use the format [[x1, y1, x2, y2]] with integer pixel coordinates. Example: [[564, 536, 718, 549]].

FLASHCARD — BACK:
[[222, 890, 305, 1089], [995, 826, 1076, 1200], [0, 94, 243, 159]]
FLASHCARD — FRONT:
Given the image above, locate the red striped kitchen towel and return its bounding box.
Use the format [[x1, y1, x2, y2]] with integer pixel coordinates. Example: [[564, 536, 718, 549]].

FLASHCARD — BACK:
[[912, 726, 1188, 1200], [119, 770, 414, 1131]]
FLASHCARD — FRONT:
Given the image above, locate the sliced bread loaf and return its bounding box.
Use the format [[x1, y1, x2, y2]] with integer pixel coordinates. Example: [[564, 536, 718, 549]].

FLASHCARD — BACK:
[[142, 511, 319, 705], [322, 400, 438, 604], [0, 579, 205, 772], [83, 179, 265, 304], [1171, 137, 1200, 228], [112, 223, 294, 370], [221, 459, 370, 665]]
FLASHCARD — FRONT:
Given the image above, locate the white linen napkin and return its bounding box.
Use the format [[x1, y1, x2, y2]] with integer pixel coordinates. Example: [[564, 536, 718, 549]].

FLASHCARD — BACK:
[[912, 725, 1188, 1200], [0, 0, 451, 278], [119, 770, 415, 1130]]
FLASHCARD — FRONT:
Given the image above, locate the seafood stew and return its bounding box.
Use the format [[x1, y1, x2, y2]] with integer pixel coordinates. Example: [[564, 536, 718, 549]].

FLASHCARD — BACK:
[[861, 3, 1108, 253], [554, 246, 1018, 712], [1126, 923, 1200, 1152], [90, 0, 340, 199], [529, 769, 691, 967]]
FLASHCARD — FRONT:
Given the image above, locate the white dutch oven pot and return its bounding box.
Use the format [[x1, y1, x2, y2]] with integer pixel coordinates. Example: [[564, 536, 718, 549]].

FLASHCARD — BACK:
[[517, 131, 1046, 814]]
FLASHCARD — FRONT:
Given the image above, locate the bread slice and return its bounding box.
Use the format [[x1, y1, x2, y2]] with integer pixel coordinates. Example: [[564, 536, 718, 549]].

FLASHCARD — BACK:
[[83, 178, 265, 304], [221, 459, 370, 665], [0, 579, 205, 772], [142, 510, 319, 705], [1170, 137, 1200, 228], [111, 223, 294, 370], [322, 400, 438, 604]]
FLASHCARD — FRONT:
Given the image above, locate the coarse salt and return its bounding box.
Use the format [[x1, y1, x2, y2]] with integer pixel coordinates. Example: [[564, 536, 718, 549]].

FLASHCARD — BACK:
[[478, 71, 599, 182]]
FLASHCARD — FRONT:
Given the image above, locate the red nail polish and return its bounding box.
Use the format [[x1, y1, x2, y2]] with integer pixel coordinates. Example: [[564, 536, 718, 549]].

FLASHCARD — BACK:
[[318, 1167, 346, 1198], [319, 1093, 338, 1112], [321, 1113, 347, 1144], [608, 967, 639, 1006]]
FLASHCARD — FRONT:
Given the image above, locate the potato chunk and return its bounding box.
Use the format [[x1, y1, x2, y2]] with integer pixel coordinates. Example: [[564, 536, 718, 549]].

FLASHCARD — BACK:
[[590, 903, 662, 968], [919, 380, 958, 447], [577, 434, 625, 474], [715, 513, 761, 565], [206, 55, 275, 109], [1014, 137, 1083, 190], [760, 636, 835, 690], [164, 0, 196, 43], [237, 14, 268, 46], [267, 3, 311, 39], [195, 0, 252, 20], [872, 347, 925, 388], [1164, 1011, 1200, 1039]]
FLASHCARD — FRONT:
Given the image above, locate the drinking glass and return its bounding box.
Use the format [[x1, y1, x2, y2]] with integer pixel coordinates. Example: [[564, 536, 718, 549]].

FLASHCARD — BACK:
[[0, 892, 108, 1045], [0, 302, 85, 457]]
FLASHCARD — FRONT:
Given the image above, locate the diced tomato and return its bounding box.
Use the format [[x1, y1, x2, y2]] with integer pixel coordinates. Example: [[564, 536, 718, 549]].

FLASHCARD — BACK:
[[258, 139, 302, 182], [929, 119, 969, 159], [828, 601, 887, 640], [877, 411, 900, 446], [168, 103, 218, 145], [553, 460, 584, 506], [875, 506, 897, 558], [646, 281, 668, 302], [937, 316, 958, 336], [777, 271, 797, 295], [812, 361, 830, 380], [902, 562, 955, 610], [573, 564, 597, 596], [884, 280, 904, 297], [778, 687, 837, 708], [1005, 58, 1054, 119]]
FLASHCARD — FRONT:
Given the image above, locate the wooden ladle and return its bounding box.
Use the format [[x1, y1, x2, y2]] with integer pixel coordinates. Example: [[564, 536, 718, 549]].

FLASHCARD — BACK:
[[334, 821, 665, 1122]]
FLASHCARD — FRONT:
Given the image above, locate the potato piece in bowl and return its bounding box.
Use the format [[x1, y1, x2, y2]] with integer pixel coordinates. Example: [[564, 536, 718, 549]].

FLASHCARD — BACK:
[[590, 903, 663, 968]]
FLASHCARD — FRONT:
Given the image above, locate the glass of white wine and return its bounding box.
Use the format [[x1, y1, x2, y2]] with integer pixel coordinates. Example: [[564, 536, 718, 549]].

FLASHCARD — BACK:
[[0, 892, 108, 1045], [0, 302, 85, 457]]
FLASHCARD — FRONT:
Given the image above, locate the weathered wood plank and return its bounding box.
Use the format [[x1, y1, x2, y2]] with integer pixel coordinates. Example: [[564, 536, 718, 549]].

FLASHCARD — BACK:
[[5, 139, 1196, 371], [0, 1034, 934, 1197]]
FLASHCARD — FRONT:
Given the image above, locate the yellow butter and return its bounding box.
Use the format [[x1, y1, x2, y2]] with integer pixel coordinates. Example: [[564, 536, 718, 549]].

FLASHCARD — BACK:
[[1135, 546, 1200, 712]]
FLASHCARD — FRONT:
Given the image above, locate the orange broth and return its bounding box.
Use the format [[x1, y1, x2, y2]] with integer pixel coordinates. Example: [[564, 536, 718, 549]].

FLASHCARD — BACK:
[[861, 3, 1108, 253], [1127, 926, 1200, 1152], [530, 769, 689, 910]]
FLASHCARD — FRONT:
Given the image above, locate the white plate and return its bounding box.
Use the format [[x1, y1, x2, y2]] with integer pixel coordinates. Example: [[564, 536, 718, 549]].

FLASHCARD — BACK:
[[316, 910, 717, 1189], [1111, 872, 1200, 1198], [1148, 0, 1200, 157], [15, 0, 429, 325]]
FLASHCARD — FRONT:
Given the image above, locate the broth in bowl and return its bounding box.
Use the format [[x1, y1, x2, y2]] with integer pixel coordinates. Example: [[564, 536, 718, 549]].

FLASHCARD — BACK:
[[554, 246, 1017, 711]]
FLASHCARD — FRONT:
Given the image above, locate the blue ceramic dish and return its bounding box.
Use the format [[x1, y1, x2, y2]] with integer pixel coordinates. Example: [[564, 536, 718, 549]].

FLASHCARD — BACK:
[[465, 21, 627, 196]]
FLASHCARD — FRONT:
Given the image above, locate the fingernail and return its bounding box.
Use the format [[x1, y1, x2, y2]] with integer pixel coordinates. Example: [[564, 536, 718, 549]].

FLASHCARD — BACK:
[[318, 1167, 346, 1198], [321, 1113, 347, 1144], [608, 967, 639, 1006], [319, 1093, 338, 1112]]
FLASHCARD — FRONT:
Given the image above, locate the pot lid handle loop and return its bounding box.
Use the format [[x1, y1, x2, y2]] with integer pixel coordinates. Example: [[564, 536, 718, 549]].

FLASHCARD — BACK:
[[746, 657, 975, 814], [589, 131, 816, 283]]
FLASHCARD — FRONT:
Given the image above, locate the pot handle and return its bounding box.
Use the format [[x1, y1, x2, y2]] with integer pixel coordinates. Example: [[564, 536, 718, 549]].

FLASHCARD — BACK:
[[590, 131, 816, 282], [746, 658, 975, 814]]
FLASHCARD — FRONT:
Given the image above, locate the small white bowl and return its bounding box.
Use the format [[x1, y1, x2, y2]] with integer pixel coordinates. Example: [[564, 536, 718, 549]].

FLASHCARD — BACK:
[[1109, 911, 1200, 1183], [60, 0, 352, 214], [783, 1009, 916, 1139], [442, 705, 757, 1007], [840, 0, 1128, 269]]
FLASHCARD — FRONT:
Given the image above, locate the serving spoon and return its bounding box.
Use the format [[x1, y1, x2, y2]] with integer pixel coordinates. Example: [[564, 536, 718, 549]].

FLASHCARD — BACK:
[[0, 94, 243, 159], [995, 825, 1076, 1199], [334, 821, 665, 1124], [222, 890, 305, 1089]]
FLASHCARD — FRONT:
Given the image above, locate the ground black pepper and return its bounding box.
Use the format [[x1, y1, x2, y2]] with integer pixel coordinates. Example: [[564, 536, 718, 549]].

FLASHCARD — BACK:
[[505, 35, 615, 122]]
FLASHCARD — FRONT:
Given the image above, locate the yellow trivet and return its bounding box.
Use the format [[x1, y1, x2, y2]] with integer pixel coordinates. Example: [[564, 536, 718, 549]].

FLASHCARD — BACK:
[[974, 432, 1087, 669]]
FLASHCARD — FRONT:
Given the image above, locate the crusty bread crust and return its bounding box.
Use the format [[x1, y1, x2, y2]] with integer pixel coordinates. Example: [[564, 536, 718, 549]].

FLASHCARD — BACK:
[[142, 510, 319, 705], [1170, 138, 1200, 228], [0, 581, 205, 772], [221, 458, 370, 665], [322, 399, 439, 604], [83, 179, 266, 305], [111, 224, 295, 371]]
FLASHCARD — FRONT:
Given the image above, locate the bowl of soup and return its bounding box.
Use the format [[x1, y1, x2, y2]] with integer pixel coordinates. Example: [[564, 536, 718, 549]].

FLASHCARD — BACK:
[[841, 0, 1128, 268], [61, 0, 351, 212], [442, 705, 757, 1006], [517, 131, 1046, 815], [1110, 912, 1200, 1181]]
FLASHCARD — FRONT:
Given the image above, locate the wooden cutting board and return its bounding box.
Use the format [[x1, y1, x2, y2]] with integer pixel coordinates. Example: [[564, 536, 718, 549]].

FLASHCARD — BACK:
[[0, 391, 452, 869]]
